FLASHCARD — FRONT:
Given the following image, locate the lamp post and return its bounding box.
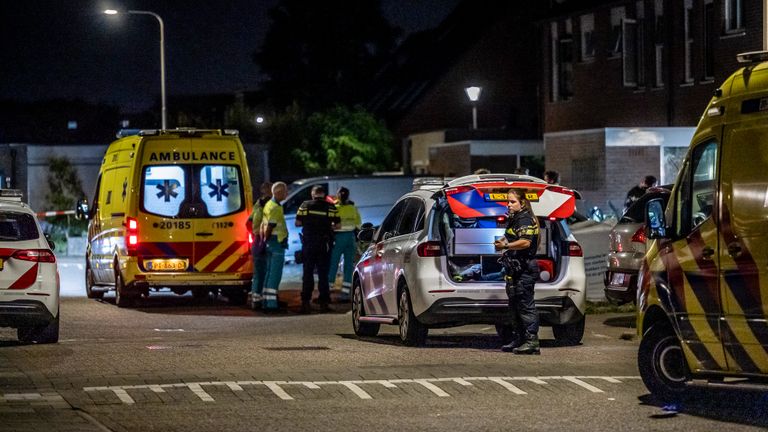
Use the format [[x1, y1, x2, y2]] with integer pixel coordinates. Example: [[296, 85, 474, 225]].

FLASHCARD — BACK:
[[464, 86, 482, 130], [104, 9, 167, 130]]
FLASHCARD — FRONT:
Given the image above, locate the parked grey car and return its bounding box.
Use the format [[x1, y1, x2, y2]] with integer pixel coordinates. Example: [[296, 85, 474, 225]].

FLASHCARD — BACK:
[[604, 187, 671, 304]]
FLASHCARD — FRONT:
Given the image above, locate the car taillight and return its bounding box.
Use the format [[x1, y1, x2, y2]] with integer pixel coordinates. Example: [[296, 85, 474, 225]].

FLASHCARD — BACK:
[[631, 227, 646, 244], [248, 232, 254, 245], [12, 249, 56, 263], [444, 185, 474, 196], [417, 241, 443, 257], [126, 217, 139, 256], [567, 241, 583, 257]]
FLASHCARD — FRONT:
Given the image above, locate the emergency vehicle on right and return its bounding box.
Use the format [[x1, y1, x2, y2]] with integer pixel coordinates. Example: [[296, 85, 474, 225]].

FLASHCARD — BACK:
[[637, 51, 768, 400]]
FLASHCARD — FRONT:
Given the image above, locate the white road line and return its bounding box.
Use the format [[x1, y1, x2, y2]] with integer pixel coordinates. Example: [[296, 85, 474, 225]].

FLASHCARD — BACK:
[[560, 376, 604, 393], [263, 381, 293, 400], [112, 388, 135, 404], [187, 383, 215, 402], [415, 380, 450, 397], [487, 378, 527, 395], [338, 381, 372, 399], [82, 375, 639, 404]]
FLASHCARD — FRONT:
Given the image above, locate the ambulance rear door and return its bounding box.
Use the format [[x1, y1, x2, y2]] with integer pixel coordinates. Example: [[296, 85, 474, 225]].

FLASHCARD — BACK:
[[720, 118, 768, 374]]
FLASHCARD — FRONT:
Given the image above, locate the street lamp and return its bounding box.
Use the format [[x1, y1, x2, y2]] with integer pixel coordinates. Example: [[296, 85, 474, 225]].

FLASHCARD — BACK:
[[104, 9, 167, 130], [464, 86, 482, 130]]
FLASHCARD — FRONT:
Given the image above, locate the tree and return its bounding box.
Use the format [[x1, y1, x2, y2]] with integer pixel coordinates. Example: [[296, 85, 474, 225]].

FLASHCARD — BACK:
[[45, 156, 87, 242], [254, 0, 398, 111], [292, 106, 394, 175]]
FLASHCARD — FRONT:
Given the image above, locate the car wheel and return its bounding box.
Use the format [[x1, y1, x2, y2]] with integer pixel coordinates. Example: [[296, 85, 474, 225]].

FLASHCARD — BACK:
[[18, 314, 59, 344], [398, 287, 427, 347], [638, 323, 690, 401], [85, 260, 103, 300], [352, 281, 379, 337], [553, 316, 585, 346], [495, 324, 516, 343], [114, 265, 134, 308]]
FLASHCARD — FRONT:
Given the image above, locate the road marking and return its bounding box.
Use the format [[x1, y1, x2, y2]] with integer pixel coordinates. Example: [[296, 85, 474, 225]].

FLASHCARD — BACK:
[[82, 375, 640, 404]]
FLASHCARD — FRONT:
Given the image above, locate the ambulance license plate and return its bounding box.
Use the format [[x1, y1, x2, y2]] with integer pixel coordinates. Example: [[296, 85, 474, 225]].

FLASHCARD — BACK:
[[486, 193, 508, 201], [0, 258, 3, 271], [610, 272, 627, 286], [145, 259, 188, 271]]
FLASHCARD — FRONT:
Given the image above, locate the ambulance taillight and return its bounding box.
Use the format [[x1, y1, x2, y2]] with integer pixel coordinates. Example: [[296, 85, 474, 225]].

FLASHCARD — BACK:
[[126, 217, 139, 256]]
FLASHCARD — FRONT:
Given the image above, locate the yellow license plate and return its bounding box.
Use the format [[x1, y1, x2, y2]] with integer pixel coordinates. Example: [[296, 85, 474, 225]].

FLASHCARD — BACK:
[[525, 192, 539, 201], [0, 258, 3, 271], [488, 193, 508, 201], [145, 259, 188, 271]]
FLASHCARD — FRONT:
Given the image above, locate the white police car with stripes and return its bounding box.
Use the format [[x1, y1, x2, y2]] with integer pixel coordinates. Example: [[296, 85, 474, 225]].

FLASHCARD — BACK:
[[0, 190, 59, 343], [352, 174, 586, 346]]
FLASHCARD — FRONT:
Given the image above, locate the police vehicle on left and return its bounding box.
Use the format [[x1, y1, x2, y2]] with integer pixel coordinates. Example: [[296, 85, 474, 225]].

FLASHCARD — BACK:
[[0, 189, 59, 343]]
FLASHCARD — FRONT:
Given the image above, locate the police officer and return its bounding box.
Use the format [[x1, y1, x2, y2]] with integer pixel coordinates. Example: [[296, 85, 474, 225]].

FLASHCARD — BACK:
[[494, 188, 540, 354], [296, 185, 340, 314], [327, 186, 361, 302], [247, 181, 272, 309], [260, 182, 289, 312]]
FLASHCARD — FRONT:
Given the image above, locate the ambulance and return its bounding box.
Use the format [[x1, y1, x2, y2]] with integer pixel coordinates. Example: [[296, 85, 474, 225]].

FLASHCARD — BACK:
[[78, 129, 253, 307], [637, 51, 768, 399]]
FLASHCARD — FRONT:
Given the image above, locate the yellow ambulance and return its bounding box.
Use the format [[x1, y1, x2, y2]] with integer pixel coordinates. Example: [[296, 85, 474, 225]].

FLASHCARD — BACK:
[[78, 129, 253, 307], [637, 51, 768, 399]]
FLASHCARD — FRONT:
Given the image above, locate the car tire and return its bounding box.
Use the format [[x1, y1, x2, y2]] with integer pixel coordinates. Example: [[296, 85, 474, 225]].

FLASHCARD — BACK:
[[114, 265, 134, 308], [398, 287, 427, 347], [495, 324, 516, 343], [85, 260, 104, 300], [638, 322, 690, 401], [18, 314, 59, 344], [352, 281, 379, 337], [553, 316, 585, 346]]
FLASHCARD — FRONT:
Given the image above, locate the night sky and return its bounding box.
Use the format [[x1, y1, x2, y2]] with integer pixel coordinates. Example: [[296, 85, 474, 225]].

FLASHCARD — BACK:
[[0, 0, 459, 113]]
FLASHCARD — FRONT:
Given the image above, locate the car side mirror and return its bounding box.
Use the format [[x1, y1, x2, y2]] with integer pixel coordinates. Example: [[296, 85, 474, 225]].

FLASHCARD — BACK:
[[44, 233, 56, 251], [75, 198, 90, 220], [357, 227, 375, 243], [645, 198, 667, 239]]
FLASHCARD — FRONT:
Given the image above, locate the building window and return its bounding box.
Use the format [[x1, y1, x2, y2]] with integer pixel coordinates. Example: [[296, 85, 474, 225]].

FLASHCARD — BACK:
[[653, 0, 664, 88], [550, 20, 574, 101], [623, 2, 646, 88], [724, 0, 743, 33], [683, 0, 694, 83], [580, 14, 595, 61], [703, 0, 714, 79], [610, 7, 626, 57]]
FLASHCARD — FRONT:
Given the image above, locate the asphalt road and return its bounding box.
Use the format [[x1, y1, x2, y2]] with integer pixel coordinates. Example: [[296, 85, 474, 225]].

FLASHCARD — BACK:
[[0, 257, 765, 431]]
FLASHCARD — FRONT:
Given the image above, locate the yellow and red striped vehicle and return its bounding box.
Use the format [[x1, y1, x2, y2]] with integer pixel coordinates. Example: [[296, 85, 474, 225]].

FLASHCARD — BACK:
[[637, 51, 768, 399], [79, 129, 253, 307]]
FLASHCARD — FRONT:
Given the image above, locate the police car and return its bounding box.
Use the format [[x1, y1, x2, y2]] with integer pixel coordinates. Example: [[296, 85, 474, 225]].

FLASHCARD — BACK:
[[351, 174, 587, 346], [0, 190, 60, 343]]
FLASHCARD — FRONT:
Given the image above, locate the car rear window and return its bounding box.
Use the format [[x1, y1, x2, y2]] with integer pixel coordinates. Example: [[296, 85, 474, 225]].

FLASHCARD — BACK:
[[0, 212, 40, 241]]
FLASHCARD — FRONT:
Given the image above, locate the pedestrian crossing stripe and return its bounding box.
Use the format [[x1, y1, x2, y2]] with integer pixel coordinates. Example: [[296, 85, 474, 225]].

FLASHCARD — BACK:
[[82, 375, 641, 404]]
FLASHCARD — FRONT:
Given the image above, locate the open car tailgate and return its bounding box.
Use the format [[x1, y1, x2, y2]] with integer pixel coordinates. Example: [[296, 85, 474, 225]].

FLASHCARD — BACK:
[[444, 182, 576, 219]]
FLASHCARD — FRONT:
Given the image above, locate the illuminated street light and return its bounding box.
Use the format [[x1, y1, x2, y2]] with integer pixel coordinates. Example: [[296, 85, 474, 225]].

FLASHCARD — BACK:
[[464, 86, 482, 130], [104, 9, 167, 130]]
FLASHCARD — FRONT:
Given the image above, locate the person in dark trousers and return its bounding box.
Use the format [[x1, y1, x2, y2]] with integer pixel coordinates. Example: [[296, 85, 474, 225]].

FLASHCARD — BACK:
[[624, 175, 657, 214], [247, 181, 272, 310], [295, 185, 340, 314], [544, 170, 559, 185], [494, 188, 541, 355]]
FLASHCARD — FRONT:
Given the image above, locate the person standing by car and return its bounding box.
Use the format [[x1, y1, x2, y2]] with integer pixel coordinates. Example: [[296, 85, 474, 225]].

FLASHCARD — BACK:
[[623, 175, 657, 214], [261, 182, 289, 312], [296, 185, 340, 314], [494, 189, 540, 355], [247, 181, 272, 309], [544, 170, 559, 185], [327, 186, 361, 303]]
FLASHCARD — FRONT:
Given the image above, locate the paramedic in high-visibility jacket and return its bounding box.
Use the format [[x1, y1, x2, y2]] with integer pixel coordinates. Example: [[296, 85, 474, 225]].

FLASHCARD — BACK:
[[327, 186, 362, 302]]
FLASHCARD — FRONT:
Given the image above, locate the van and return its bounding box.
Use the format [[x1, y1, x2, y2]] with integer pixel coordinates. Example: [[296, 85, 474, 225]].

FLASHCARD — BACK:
[[281, 176, 417, 261], [78, 129, 253, 307], [637, 51, 768, 399]]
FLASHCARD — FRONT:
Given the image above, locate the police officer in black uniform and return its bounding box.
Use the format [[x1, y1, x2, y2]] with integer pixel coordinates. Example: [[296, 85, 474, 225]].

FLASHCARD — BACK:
[[295, 185, 340, 314], [494, 188, 541, 354]]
